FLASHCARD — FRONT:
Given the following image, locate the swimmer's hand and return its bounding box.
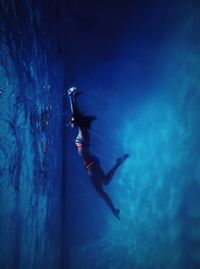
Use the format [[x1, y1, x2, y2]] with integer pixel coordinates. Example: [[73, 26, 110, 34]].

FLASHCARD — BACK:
[[68, 87, 77, 96], [68, 87, 83, 97]]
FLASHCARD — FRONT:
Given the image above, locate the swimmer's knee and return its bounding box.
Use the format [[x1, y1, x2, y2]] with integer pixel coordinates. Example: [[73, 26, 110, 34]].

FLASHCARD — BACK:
[[92, 178, 106, 196], [96, 187, 105, 197], [102, 179, 109, 185]]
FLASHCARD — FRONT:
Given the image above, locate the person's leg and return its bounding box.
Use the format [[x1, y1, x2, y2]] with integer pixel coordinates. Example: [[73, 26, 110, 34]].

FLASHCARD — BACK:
[[104, 154, 129, 185], [91, 176, 120, 219], [101, 191, 120, 220]]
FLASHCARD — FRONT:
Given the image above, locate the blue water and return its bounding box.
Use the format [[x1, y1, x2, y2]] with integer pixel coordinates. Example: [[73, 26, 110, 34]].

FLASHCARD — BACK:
[[0, 1, 200, 269]]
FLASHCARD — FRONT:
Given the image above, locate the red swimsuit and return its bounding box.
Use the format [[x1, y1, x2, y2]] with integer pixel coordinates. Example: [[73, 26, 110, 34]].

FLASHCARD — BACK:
[[75, 138, 94, 170]]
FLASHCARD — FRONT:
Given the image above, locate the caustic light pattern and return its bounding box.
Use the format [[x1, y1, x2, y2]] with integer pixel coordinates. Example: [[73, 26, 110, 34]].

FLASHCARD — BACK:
[[72, 55, 200, 269]]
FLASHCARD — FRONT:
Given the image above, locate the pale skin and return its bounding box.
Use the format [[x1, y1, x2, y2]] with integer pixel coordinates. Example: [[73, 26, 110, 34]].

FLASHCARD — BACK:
[[68, 87, 129, 219]]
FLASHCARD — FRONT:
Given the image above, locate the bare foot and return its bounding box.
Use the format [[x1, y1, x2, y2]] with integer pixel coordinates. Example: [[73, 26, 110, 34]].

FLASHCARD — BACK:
[[116, 154, 129, 165], [113, 208, 120, 220]]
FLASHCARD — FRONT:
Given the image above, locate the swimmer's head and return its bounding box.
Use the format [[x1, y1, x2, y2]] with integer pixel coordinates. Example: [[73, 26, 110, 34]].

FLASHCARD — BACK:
[[69, 117, 76, 128]]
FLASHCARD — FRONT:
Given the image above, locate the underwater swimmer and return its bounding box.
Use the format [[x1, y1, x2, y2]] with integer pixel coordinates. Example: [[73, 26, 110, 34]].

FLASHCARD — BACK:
[[68, 87, 129, 220]]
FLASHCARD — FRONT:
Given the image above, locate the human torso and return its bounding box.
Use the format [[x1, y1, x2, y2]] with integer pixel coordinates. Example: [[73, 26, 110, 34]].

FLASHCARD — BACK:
[[75, 128, 104, 180], [75, 128, 92, 165]]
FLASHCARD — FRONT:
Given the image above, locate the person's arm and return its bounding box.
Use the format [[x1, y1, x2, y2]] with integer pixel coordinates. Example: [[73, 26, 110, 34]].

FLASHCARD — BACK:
[[68, 87, 81, 116]]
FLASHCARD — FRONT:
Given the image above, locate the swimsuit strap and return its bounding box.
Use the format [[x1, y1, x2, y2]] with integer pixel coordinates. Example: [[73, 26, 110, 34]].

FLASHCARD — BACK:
[[75, 138, 89, 148], [86, 161, 94, 170], [75, 138, 83, 148]]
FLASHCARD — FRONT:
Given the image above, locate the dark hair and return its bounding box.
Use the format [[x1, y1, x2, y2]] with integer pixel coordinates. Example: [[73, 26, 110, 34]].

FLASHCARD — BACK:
[[71, 114, 96, 129]]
